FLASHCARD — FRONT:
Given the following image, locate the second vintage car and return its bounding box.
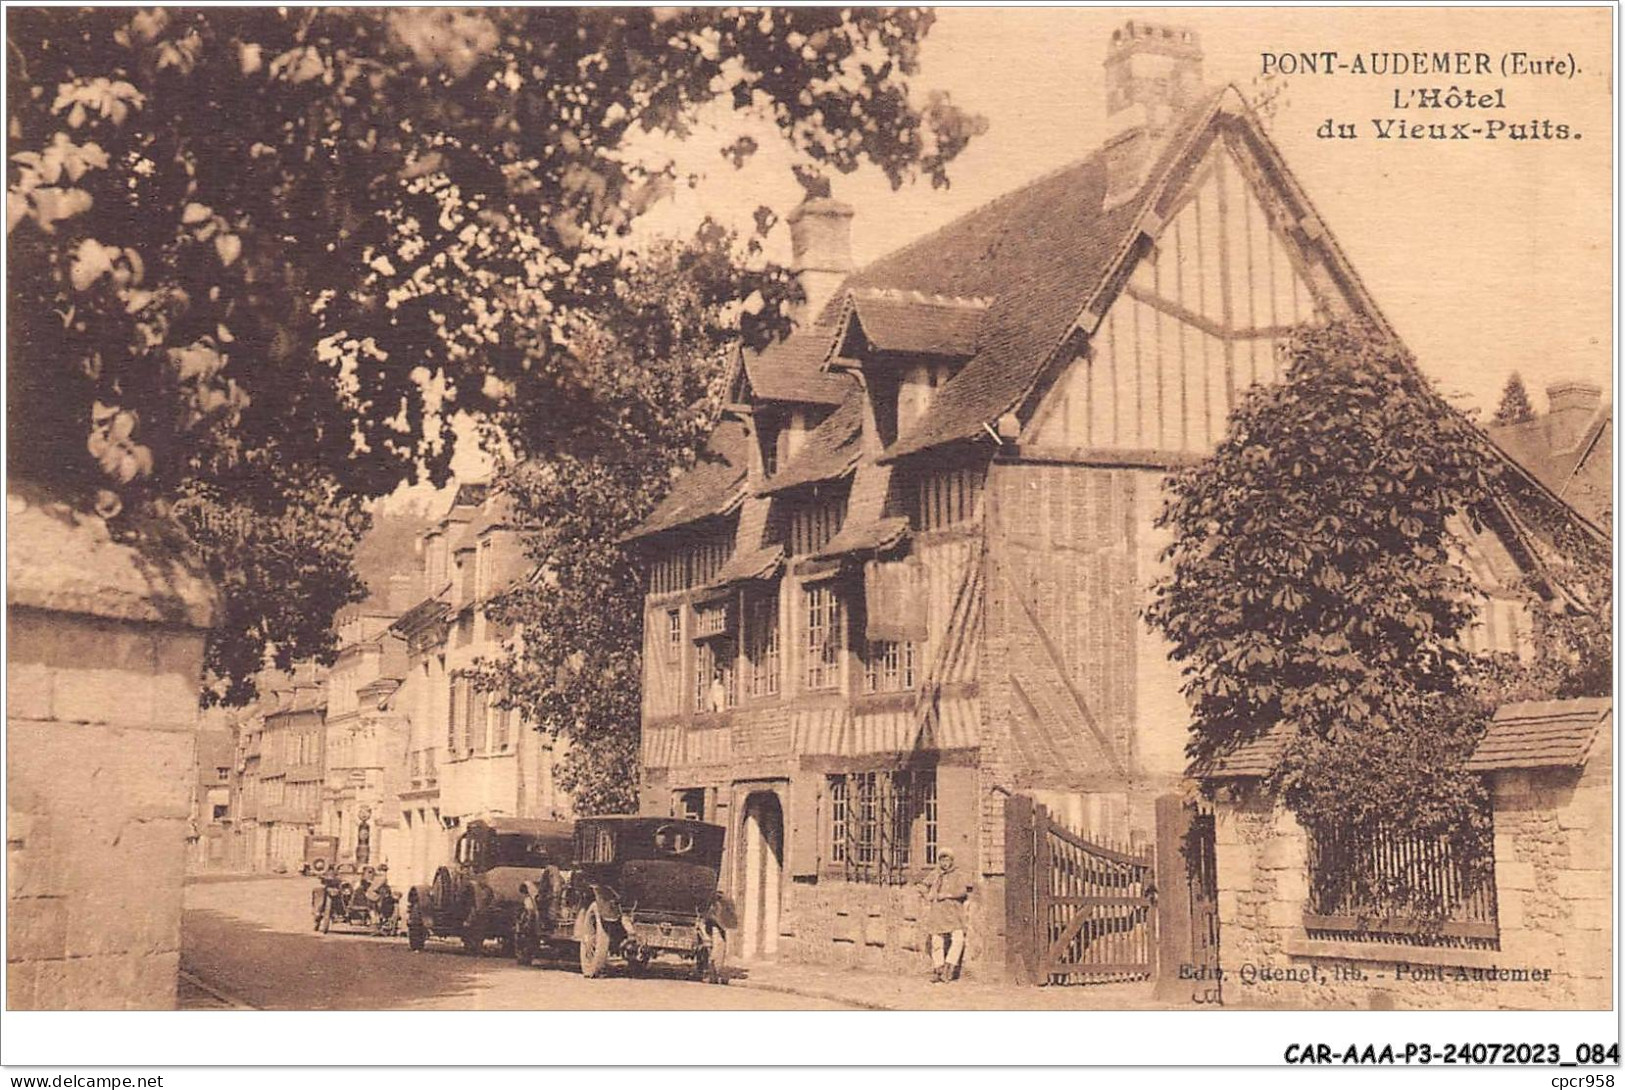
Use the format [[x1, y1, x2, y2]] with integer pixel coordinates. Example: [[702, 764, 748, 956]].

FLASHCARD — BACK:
[[513, 815, 729, 982], [405, 818, 573, 954]]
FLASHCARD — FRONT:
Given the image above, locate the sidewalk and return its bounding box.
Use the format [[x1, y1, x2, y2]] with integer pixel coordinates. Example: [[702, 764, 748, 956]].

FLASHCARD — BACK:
[[727, 959, 1183, 1011]]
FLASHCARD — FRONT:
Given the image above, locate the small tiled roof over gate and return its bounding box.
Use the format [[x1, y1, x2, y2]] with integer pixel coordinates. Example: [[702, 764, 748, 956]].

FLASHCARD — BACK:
[[1464, 697, 1611, 772]]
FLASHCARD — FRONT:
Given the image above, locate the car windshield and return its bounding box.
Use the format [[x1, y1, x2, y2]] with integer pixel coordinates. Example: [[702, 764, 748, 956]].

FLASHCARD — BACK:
[[490, 834, 553, 867]]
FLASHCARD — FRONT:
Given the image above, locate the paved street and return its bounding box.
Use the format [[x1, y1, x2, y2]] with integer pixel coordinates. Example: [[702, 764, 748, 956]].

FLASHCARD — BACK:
[[180, 876, 851, 1010]]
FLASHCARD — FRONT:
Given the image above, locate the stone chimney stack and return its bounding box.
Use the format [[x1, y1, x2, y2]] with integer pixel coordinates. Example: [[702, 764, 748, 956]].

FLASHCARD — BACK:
[[786, 197, 855, 327], [1102, 20, 1204, 210], [1545, 380, 1602, 452]]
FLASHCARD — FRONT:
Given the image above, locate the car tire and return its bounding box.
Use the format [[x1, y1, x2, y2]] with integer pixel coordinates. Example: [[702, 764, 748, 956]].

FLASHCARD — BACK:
[[578, 906, 609, 979]]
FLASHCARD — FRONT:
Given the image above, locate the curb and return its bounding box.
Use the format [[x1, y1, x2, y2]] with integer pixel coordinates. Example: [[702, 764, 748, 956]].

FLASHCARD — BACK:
[[178, 969, 257, 1010]]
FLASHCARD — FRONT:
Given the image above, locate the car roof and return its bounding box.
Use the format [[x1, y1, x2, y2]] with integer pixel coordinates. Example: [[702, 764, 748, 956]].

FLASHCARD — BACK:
[[576, 815, 724, 831], [472, 817, 576, 838]]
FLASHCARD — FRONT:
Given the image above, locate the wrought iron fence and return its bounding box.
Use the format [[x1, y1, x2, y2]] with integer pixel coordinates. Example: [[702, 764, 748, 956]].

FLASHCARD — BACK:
[[1306, 819, 1498, 948]]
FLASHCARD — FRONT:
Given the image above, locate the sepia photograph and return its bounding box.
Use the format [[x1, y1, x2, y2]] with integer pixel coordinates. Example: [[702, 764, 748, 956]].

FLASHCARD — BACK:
[[2, 2, 1616, 1074]]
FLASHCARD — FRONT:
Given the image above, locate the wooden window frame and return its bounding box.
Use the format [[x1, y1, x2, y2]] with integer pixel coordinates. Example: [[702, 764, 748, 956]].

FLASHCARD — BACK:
[[803, 582, 843, 692], [745, 588, 781, 698]]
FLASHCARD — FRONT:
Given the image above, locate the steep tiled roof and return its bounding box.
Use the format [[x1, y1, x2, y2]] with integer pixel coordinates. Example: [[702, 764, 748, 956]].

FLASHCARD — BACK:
[[858, 93, 1227, 461], [745, 327, 854, 405], [1191, 724, 1295, 780], [758, 391, 864, 495], [830, 289, 988, 363], [625, 419, 749, 541], [1464, 698, 1610, 772]]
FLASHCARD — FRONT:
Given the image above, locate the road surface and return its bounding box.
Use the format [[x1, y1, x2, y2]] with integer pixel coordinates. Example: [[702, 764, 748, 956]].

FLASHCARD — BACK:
[[180, 875, 851, 1010]]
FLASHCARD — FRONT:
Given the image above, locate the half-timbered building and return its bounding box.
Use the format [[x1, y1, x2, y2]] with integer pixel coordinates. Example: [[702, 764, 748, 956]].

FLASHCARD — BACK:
[[626, 21, 1603, 984]]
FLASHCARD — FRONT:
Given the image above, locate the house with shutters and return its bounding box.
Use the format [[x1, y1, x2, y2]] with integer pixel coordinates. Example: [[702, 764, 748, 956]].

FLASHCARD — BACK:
[[625, 21, 1606, 985]]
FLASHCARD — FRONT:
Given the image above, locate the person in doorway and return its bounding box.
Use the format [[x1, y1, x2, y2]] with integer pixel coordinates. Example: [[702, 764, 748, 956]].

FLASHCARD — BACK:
[[918, 848, 973, 982]]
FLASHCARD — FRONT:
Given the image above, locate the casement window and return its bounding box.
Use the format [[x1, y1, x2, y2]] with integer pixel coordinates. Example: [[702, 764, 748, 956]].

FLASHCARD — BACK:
[[861, 638, 917, 693], [664, 609, 683, 663], [745, 589, 781, 698], [826, 769, 937, 883], [803, 583, 843, 691], [694, 635, 737, 712], [1306, 813, 1498, 949], [497, 705, 513, 751]]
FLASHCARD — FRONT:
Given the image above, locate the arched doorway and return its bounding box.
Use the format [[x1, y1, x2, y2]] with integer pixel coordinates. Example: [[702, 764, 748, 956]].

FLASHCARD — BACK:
[[740, 792, 784, 960]]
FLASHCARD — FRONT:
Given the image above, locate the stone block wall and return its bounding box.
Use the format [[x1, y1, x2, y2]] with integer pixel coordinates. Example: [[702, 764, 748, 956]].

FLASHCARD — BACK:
[[776, 875, 1006, 980], [7, 489, 217, 1009], [1213, 748, 1612, 1010]]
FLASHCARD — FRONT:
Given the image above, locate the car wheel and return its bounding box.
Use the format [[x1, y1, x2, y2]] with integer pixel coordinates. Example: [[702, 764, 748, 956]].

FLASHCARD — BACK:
[[408, 922, 427, 952], [578, 905, 610, 978]]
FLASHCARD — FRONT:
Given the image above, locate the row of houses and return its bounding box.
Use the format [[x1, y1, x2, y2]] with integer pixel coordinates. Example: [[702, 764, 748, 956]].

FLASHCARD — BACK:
[[191, 484, 570, 891], [620, 21, 1612, 1005]]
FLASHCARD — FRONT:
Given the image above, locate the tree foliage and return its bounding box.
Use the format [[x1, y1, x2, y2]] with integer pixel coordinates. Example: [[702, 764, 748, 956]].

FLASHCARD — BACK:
[[1146, 321, 1505, 900], [8, 7, 979, 701], [471, 231, 760, 813], [1492, 371, 1536, 425]]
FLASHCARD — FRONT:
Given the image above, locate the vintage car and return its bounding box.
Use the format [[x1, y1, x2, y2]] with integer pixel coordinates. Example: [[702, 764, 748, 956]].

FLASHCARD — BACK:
[[406, 818, 573, 954], [512, 815, 728, 982], [300, 834, 339, 876]]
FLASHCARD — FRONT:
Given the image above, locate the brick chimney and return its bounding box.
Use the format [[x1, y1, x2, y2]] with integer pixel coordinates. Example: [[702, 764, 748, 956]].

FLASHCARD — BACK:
[[786, 196, 855, 327], [1545, 380, 1602, 452], [1102, 20, 1204, 210]]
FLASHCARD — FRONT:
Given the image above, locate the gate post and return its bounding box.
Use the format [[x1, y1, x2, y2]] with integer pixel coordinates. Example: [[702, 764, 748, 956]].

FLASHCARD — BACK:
[[1002, 794, 1038, 985], [1152, 793, 1196, 1002]]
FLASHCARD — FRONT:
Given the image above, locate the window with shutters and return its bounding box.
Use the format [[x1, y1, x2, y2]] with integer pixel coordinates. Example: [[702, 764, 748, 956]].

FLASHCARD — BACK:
[[804, 583, 843, 691], [745, 589, 780, 697], [493, 704, 512, 752], [826, 769, 936, 883], [445, 673, 458, 756]]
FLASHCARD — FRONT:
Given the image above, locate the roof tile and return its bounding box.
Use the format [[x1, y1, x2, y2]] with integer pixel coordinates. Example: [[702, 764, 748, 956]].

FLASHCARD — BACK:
[[1464, 697, 1611, 772]]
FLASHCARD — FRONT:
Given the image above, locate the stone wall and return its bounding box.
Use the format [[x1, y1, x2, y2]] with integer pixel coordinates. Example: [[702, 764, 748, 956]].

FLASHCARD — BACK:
[[7, 488, 217, 1009], [776, 875, 1005, 980], [1213, 745, 1612, 1010]]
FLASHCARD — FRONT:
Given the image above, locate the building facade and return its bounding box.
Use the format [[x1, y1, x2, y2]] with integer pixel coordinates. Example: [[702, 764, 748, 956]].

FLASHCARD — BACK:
[[319, 596, 409, 871], [187, 723, 235, 872], [228, 665, 327, 872], [389, 483, 568, 890], [629, 21, 1603, 984]]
